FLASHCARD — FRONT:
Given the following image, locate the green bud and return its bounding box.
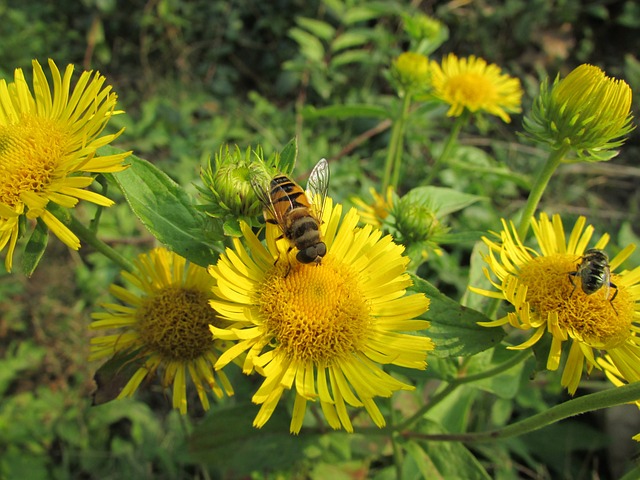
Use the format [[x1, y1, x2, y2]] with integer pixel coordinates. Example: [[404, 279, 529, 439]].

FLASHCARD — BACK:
[[523, 64, 634, 161], [393, 196, 448, 244], [199, 145, 269, 222], [390, 52, 431, 96], [403, 14, 448, 56]]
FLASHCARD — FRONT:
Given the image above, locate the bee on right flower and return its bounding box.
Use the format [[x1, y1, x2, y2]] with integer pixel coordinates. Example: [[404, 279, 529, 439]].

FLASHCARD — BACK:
[[568, 248, 618, 314]]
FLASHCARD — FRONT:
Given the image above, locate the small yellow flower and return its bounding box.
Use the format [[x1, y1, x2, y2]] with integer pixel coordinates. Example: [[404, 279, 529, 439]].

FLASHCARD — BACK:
[[209, 198, 434, 433], [0, 59, 130, 272], [351, 186, 395, 229], [470, 213, 640, 394], [390, 52, 431, 95], [90, 248, 234, 414], [430, 53, 523, 122], [524, 64, 633, 161]]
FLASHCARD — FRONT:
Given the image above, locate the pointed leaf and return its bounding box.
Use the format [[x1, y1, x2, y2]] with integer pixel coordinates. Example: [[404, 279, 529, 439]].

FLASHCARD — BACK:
[[105, 150, 222, 267], [21, 219, 49, 277], [403, 186, 484, 217], [411, 275, 504, 357], [189, 403, 313, 475]]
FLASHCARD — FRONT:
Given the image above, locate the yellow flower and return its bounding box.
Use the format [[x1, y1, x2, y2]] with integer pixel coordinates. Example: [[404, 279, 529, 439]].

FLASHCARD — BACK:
[[523, 64, 633, 161], [390, 52, 430, 95], [209, 198, 434, 433], [0, 59, 130, 272], [470, 213, 640, 394], [351, 186, 395, 229], [90, 248, 234, 414], [430, 53, 523, 122]]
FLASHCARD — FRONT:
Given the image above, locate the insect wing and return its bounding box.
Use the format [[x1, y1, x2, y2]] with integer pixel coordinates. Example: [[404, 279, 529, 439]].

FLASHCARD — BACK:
[[602, 262, 612, 300], [306, 158, 330, 221], [250, 174, 287, 229]]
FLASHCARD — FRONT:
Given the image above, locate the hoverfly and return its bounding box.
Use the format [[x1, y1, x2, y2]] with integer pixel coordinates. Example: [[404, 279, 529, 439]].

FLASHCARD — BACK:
[[251, 158, 330, 269], [568, 248, 618, 314]]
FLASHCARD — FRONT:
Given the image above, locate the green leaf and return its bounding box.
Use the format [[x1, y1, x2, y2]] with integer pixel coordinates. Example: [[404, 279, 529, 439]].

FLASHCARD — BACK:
[[189, 403, 313, 475], [289, 27, 325, 63], [0, 341, 46, 396], [20, 218, 49, 277], [92, 348, 146, 406], [107, 152, 222, 268], [302, 104, 390, 120], [411, 275, 505, 358], [330, 49, 375, 68], [411, 419, 492, 480], [404, 186, 484, 217], [331, 31, 370, 52], [278, 137, 298, 173], [431, 231, 485, 245], [343, 5, 392, 24], [296, 17, 335, 41], [464, 346, 528, 399]]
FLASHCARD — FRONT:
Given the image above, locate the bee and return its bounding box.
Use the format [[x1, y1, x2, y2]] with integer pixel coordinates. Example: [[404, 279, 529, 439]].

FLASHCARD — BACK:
[[251, 158, 330, 269], [568, 248, 618, 314]]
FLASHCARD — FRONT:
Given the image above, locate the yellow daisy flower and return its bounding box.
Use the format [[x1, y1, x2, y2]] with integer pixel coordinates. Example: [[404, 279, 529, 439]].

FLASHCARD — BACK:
[[470, 213, 640, 394], [351, 186, 395, 229], [0, 59, 130, 272], [90, 248, 234, 414], [430, 53, 523, 122], [209, 198, 434, 433], [523, 64, 633, 161]]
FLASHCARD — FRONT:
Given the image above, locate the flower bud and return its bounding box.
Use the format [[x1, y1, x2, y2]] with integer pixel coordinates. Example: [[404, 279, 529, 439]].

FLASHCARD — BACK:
[[390, 52, 430, 96], [523, 64, 633, 161]]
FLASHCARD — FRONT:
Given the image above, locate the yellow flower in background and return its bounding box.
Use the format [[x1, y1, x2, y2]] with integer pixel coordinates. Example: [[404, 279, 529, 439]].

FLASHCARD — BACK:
[[0, 59, 130, 272], [209, 198, 434, 433], [430, 53, 523, 122], [351, 186, 395, 229], [523, 64, 633, 161], [470, 213, 640, 394], [390, 52, 431, 95], [90, 248, 234, 414]]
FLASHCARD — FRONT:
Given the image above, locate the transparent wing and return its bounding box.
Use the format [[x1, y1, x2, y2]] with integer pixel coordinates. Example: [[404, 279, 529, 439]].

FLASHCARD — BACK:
[[306, 158, 330, 221], [251, 174, 290, 231]]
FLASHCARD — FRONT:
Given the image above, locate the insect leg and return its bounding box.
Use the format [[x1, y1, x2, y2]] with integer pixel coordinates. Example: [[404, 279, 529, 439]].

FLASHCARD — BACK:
[[608, 281, 619, 315], [568, 271, 579, 298]]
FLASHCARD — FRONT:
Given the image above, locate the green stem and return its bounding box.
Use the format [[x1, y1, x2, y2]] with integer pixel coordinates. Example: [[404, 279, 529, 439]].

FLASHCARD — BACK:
[[424, 113, 467, 185], [390, 93, 413, 189], [516, 144, 570, 240], [382, 93, 412, 192], [69, 215, 135, 272], [389, 397, 404, 479], [403, 381, 640, 443]]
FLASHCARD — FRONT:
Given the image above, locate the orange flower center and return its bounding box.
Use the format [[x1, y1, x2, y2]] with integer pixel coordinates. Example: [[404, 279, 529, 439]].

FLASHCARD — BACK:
[[0, 115, 68, 207], [518, 254, 634, 348], [258, 257, 371, 364]]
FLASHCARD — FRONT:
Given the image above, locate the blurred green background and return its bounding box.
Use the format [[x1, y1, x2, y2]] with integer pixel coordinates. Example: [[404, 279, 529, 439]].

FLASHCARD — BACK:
[[1, 0, 639, 478]]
